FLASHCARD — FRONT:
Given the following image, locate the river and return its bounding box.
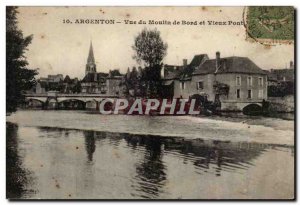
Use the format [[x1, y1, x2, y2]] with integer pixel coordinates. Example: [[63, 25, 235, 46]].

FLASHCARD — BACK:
[[6, 110, 294, 199]]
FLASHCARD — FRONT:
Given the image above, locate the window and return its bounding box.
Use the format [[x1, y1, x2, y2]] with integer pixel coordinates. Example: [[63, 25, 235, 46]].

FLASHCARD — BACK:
[[236, 76, 241, 86], [258, 77, 263, 86], [247, 90, 252, 99], [237, 89, 240, 99], [247, 76, 252, 86], [258, 89, 263, 99], [197, 81, 204, 90], [181, 82, 185, 90]]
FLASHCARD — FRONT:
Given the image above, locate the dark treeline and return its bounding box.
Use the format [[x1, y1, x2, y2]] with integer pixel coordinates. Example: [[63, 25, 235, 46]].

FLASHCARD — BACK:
[[6, 7, 38, 113]]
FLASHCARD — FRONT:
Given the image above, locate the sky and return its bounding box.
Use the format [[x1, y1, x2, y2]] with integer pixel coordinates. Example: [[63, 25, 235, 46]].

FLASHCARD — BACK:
[[17, 6, 294, 79]]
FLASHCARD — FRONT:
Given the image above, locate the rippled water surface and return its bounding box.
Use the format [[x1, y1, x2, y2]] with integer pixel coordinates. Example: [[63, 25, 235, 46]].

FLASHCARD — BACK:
[[6, 110, 294, 199]]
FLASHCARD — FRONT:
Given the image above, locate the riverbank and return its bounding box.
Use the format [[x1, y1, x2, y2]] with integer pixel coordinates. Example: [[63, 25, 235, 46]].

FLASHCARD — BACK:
[[7, 110, 294, 145], [200, 112, 294, 130]]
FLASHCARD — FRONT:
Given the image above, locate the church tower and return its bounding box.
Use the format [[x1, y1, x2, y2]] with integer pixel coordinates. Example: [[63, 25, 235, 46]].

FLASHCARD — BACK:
[[86, 41, 97, 75]]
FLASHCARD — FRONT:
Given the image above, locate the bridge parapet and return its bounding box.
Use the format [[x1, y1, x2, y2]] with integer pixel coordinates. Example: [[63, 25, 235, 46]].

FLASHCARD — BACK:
[[25, 92, 118, 98], [47, 91, 59, 97], [24, 93, 48, 97]]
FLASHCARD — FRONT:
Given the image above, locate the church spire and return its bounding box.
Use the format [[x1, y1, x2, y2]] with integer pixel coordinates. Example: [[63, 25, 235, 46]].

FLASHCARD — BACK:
[[85, 40, 97, 75], [87, 41, 95, 64]]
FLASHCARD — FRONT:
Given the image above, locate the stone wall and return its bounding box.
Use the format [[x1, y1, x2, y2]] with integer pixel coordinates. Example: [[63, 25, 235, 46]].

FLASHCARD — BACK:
[[268, 95, 294, 113]]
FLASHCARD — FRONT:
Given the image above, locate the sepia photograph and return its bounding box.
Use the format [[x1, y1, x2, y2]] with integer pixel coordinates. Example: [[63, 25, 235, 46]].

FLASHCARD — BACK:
[[6, 6, 295, 200]]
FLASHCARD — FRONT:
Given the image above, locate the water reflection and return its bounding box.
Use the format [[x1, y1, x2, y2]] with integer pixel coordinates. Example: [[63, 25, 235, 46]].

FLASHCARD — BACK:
[[7, 124, 294, 199], [125, 135, 167, 198], [6, 123, 35, 199], [84, 131, 96, 162]]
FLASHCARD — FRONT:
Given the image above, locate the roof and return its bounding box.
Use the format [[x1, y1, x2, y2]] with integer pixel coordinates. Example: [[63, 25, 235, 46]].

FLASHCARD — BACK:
[[263, 70, 277, 81], [107, 75, 123, 80], [181, 54, 208, 79], [162, 65, 184, 80], [271, 68, 294, 75], [163, 69, 182, 80], [190, 54, 209, 68], [82, 70, 124, 82], [82, 72, 109, 82], [108, 69, 123, 79], [162, 54, 209, 80], [266, 68, 294, 82], [63, 75, 72, 83], [193, 57, 266, 75]]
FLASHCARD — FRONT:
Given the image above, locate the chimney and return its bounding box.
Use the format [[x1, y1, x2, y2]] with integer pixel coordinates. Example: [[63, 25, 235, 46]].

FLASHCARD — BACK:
[[215, 51, 221, 72], [183, 59, 188, 67], [290, 61, 294, 69]]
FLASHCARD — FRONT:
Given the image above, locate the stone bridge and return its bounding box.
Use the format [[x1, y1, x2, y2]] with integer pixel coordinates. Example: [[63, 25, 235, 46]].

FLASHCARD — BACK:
[[24, 92, 118, 109], [220, 100, 265, 113], [25, 92, 266, 112]]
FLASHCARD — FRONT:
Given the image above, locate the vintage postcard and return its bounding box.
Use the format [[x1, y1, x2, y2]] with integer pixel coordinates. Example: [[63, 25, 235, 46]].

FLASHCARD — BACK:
[[6, 6, 295, 200]]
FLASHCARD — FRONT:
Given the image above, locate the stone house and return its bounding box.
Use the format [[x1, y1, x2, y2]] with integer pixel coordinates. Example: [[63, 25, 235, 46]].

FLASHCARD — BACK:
[[35, 81, 47, 94], [106, 71, 123, 96], [81, 72, 109, 94], [39, 74, 63, 83], [161, 62, 186, 98], [81, 70, 123, 95], [34, 75, 80, 94], [164, 52, 268, 111]]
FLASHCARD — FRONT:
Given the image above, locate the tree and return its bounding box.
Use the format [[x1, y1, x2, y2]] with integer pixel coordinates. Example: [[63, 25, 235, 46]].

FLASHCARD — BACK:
[[6, 7, 38, 113], [132, 28, 168, 67], [71, 81, 82, 93], [132, 28, 168, 97], [268, 81, 294, 97]]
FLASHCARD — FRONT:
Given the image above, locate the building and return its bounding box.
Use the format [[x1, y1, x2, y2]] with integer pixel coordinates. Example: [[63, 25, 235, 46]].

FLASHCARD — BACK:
[[264, 61, 294, 99], [39, 74, 64, 83], [161, 60, 186, 97], [35, 81, 47, 94], [164, 52, 268, 111], [48, 74, 64, 83], [34, 74, 64, 93], [81, 41, 123, 95], [62, 75, 81, 93], [35, 74, 80, 94], [121, 66, 146, 97], [264, 61, 294, 85]]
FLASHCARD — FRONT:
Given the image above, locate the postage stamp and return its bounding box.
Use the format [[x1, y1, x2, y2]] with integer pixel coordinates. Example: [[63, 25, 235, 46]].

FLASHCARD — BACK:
[[244, 6, 294, 45]]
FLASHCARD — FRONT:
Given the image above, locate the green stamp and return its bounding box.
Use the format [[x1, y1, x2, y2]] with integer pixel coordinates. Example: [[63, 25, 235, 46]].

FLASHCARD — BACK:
[[245, 6, 294, 43]]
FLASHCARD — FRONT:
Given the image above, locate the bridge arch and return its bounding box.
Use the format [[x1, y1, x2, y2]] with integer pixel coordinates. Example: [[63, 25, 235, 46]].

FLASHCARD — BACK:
[[26, 98, 45, 108], [58, 99, 86, 110], [242, 103, 262, 116], [85, 99, 99, 110], [26, 97, 47, 103]]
